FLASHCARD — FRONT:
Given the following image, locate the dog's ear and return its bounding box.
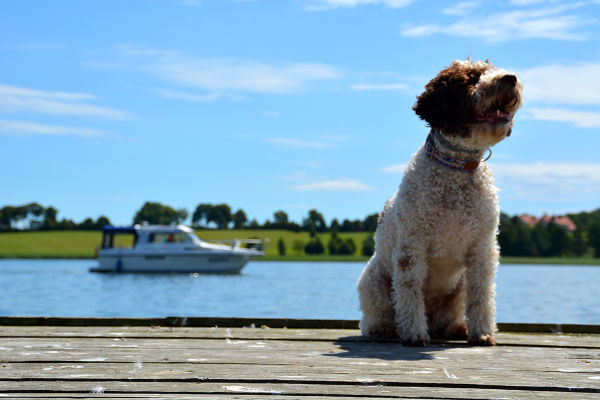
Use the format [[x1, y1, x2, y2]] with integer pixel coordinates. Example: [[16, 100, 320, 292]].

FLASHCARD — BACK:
[[412, 63, 484, 136]]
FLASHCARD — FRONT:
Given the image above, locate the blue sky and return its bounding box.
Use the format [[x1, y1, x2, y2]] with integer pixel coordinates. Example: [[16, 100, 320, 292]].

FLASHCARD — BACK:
[[1, 0, 600, 226]]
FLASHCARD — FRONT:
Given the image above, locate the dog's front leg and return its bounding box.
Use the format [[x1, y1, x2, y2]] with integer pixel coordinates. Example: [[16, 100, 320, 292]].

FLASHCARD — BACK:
[[465, 241, 499, 345], [391, 246, 430, 346]]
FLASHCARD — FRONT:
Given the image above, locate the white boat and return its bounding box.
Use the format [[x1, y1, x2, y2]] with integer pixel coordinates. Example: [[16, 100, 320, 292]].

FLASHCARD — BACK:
[[91, 224, 265, 273]]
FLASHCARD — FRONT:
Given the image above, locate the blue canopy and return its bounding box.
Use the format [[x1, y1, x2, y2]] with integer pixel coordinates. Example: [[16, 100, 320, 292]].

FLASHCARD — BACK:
[[102, 225, 137, 234]]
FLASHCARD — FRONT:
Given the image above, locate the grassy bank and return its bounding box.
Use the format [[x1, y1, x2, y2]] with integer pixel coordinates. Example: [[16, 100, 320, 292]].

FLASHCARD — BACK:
[[0, 229, 372, 260], [0, 230, 598, 264]]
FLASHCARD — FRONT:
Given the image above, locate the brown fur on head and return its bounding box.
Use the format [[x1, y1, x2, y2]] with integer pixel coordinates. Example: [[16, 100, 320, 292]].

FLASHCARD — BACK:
[[413, 59, 522, 147]]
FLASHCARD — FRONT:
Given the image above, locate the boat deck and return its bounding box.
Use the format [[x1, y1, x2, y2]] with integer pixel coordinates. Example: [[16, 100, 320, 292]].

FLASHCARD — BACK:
[[1, 317, 598, 399]]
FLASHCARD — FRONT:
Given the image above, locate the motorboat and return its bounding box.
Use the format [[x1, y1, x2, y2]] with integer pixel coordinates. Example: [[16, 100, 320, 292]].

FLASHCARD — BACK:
[[91, 224, 265, 273]]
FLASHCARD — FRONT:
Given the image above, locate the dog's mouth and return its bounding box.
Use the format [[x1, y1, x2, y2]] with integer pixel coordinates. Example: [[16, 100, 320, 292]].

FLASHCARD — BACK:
[[475, 75, 520, 125], [475, 108, 511, 124], [475, 93, 519, 125]]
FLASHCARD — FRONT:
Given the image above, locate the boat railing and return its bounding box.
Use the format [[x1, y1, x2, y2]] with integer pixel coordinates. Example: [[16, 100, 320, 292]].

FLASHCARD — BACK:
[[213, 238, 269, 250]]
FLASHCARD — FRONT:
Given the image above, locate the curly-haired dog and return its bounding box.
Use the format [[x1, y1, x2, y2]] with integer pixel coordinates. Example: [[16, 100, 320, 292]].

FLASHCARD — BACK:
[[357, 59, 522, 346]]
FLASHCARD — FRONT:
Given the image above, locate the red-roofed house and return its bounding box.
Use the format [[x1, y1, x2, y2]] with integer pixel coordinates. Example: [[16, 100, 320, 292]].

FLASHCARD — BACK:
[[519, 214, 539, 227], [540, 215, 577, 232], [519, 214, 577, 231]]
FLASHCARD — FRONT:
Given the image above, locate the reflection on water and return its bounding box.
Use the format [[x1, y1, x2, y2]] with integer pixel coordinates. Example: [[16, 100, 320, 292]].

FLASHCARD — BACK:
[[0, 259, 598, 324]]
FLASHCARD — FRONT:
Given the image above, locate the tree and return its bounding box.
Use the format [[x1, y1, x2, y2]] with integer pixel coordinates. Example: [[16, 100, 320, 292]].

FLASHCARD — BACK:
[[330, 218, 340, 232], [589, 223, 600, 258], [207, 203, 232, 229], [95, 216, 111, 229], [277, 237, 286, 256], [327, 231, 342, 255], [363, 213, 379, 232], [361, 234, 375, 257], [531, 224, 551, 257], [340, 218, 364, 232], [133, 201, 179, 225], [273, 210, 289, 225], [233, 209, 248, 229], [338, 238, 356, 255], [192, 203, 212, 228], [305, 236, 325, 255], [302, 209, 326, 232], [42, 207, 58, 230], [498, 213, 517, 256], [78, 218, 96, 230], [546, 223, 569, 257], [570, 230, 587, 257]]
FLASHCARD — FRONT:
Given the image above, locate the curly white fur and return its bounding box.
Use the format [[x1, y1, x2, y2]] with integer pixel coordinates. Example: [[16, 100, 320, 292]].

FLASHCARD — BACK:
[[357, 59, 523, 346]]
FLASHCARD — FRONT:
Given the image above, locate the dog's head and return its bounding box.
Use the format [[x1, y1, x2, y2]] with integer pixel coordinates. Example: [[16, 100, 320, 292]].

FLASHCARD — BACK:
[[413, 59, 522, 149]]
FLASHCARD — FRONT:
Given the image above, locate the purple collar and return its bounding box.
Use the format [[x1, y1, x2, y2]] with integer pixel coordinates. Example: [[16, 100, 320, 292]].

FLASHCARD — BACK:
[[424, 132, 488, 173]]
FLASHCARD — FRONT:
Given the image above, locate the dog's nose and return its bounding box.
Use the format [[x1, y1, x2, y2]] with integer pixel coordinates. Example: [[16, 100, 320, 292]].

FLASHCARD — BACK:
[[499, 74, 517, 87]]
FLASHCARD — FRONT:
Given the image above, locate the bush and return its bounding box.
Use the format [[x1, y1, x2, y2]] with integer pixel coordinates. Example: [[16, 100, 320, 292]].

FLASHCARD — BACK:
[[338, 238, 356, 255], [361, 234, 375, 257], [305, 237, 325, 255], [277, 237, 286, 256]]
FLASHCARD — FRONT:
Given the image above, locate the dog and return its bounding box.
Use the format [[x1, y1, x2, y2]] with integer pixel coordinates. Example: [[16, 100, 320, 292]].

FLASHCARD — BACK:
[[357, 59, 522, 346]]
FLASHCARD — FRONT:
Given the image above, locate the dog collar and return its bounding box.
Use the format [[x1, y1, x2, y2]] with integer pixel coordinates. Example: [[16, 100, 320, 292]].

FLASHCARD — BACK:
[[425, 131, 490, 173]]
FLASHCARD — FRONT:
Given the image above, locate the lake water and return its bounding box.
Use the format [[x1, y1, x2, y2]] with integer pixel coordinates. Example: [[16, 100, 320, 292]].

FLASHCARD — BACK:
[[0, 259, 598, 324]]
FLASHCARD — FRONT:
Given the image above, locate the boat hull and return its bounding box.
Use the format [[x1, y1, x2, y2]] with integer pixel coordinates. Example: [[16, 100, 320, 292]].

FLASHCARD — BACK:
[[92, 252, 251, 273]]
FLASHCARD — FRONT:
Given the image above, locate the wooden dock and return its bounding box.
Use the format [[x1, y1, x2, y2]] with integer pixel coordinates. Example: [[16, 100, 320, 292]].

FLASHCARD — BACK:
[[1, 317, 598, 399]]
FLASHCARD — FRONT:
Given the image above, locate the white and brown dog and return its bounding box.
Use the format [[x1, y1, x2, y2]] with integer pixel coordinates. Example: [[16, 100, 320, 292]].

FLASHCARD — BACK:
[[357, 59, 522, 346]]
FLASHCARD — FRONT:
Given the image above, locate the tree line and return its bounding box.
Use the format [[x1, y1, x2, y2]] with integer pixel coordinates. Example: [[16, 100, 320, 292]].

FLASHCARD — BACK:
[[499, 212, 600, 258], [2, 201, 600, 257], [0, 203, 111, 231]]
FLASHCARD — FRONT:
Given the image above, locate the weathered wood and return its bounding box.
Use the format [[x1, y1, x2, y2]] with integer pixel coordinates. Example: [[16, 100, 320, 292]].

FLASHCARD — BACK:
[[1, 316, 599, 334], [1, 326, 598, 348], [0, 322, 598, 399], [2, 381, 597, 399]]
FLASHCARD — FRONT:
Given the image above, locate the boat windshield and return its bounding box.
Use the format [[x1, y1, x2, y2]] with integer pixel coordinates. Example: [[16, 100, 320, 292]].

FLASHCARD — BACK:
[[187, 232, 204, 244], [148, 232, 195, 244]]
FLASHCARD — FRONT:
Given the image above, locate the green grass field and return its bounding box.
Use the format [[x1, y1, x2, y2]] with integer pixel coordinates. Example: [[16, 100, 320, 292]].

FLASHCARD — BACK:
[[0, 230, 598, 264], [0, 230, 372, 261]]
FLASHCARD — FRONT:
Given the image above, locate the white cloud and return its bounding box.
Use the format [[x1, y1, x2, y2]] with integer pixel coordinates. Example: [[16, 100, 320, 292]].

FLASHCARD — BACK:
[[267, 137, 334, 148], [156, 89, 223, 102], [518, 63, 600, 106], [443, 1, 480, 16], [380, 163, 406, 173], [492, 162, 600, 199], [116, 46, 341, 95], [306, 0, 414, 11], [381, 161, 600, 202], [292, 179, 372, 191], [0, 119, 102, 137], [351, 83, 410, 91], [402, 2, 593, 42], [0, 84, 131, 119], [516, 62, 600, 128], [525, 107, 600, 128]]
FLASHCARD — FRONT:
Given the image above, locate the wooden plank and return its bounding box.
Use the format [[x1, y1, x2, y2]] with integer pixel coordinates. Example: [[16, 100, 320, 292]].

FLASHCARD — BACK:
[[0, 324, 598, 399], [1, 381, 597, 399], [1, 326, 599, 348]]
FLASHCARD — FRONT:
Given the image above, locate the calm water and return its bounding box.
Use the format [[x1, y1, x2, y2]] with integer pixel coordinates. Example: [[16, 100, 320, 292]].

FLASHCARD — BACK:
[[0, 260, 598, 324]]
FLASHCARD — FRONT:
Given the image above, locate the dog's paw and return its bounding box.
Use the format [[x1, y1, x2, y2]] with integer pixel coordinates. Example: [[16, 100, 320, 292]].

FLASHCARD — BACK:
[[400, 333, 431, 347], [468, 334, 496, 346], [365, 323, 398, 339], [445, 322, 468, 340]]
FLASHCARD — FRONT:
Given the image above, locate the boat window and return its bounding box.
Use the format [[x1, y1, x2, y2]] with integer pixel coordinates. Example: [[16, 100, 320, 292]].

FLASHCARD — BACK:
[[148, 232, 192, 244], [112, 233, 135, 249]]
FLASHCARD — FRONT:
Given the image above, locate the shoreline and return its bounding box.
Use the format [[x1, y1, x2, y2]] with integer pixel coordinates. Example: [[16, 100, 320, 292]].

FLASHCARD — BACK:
[[0, 254, 599, 265], [1, 230, 599, 265]]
